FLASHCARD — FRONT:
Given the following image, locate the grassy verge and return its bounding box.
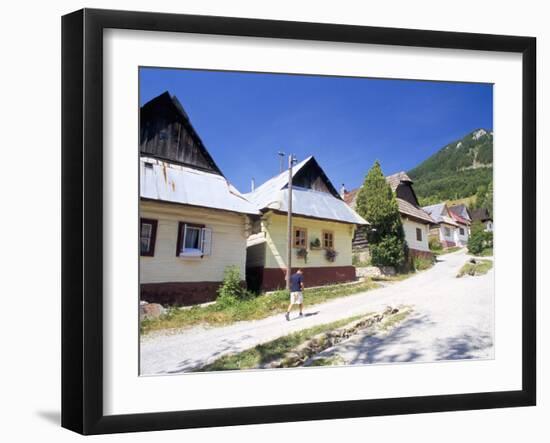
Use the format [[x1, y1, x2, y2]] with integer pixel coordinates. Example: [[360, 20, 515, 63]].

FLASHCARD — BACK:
[[435, 246, 462, 256], [141, 280, 378, 335], [477, 247, 493, 257], [371, 257, 434, 283], [197, 315, 366, 371], [456, 259, 493, 277]]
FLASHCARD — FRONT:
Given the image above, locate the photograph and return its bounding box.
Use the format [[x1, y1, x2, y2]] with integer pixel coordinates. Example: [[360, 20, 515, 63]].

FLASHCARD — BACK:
[[138, 67, 495, 376]]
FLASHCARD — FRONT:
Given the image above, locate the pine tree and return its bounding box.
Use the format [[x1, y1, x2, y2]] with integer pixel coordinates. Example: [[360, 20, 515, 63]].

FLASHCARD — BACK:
[[355, 161, 406, 267]]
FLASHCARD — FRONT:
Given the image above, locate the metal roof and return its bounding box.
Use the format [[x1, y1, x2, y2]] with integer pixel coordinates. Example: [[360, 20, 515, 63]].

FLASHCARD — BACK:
[[422, 203, 459, 226], [245, 157, 368, 225], [140, 157, 259, 215]]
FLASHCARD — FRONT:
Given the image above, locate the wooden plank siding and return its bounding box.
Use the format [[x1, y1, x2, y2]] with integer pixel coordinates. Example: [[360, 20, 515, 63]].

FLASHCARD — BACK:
[[140, 200, 249, 284], [139, 92, 221, 174]]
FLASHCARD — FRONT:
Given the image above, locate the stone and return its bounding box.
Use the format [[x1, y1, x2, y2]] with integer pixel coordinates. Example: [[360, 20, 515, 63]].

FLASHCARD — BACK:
[[140, 303, 166, 321], [356, 266, 383, 278], [380, 266, 397, 276]]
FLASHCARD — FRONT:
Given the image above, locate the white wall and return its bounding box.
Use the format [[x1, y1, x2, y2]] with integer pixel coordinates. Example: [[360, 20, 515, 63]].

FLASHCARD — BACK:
[[454, 224, 469, 246], [403, 218, 430, 252], [140, 200, 249, 283], [1, 1, 546, 443], [438, 224, 456, 244]]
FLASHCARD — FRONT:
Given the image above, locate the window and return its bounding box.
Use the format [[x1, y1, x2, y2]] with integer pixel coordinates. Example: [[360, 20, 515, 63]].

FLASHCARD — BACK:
[[444, 226, 451, 237], [459, 227, 465, 235], [322, 230, 334, 249], [177, 222, 212, 257], [140, 218, 158, 256], [293, 227, 307, 248], [416, 227, 422, 242]]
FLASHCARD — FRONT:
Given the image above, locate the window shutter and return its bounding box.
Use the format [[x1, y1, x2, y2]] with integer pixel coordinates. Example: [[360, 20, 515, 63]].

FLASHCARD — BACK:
[[201, 227, 212, 255]]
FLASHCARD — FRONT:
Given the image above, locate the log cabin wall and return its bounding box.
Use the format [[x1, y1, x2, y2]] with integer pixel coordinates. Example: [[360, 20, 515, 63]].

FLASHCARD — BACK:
[[292, 159, 340, 197]]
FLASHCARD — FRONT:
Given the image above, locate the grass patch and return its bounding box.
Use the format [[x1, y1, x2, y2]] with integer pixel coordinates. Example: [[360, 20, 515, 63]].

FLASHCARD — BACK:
[[141, 280, 378, 335], [456, 259, 493, 278], [379, 308, 412, 331], [435, 246, 462, 256], [197, 315, 366, 371], [308, 356, 345, 367], [477, 247, 493, 257], [413, 256, 434, 271]]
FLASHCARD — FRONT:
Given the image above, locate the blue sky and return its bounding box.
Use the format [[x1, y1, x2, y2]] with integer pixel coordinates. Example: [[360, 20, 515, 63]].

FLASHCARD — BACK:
[[140, 67, 493, 193]]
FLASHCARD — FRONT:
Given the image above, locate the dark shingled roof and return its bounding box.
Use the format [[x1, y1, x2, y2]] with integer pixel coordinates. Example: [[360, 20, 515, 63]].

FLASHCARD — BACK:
[[342, 172, 433, 224], [386, 171, 413, 192], [471, 207, 492, 222]]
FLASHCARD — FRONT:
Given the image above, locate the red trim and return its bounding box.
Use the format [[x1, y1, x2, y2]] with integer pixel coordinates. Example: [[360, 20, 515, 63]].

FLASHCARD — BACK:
[[251, 266, 356, 291], [441, 240, 457, 248], [141, 281, 223, 306], [408, 249, 434, 259]]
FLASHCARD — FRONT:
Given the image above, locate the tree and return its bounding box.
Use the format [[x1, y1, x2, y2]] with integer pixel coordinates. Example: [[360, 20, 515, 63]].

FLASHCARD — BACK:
[[485, 181, 493, 217], [474, 184, 487, 210], [467, 221, 493, 255], [355, 161, 406, 267]]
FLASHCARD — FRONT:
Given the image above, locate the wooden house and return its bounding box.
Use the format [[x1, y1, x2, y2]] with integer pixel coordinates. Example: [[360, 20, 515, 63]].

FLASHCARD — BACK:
[[245, 156, 368, 291], [344, 172, 434, 258], [471, 207, 494, 232], [139, 92, 258, 305]]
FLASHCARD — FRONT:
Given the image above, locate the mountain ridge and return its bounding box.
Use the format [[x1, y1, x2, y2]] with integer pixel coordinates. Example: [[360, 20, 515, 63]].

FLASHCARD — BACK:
[[407, 128, 493, 206]]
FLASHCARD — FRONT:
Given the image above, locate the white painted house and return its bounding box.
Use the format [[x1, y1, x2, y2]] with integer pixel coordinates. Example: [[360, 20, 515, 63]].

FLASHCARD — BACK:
[[139, 92, 258, 305], [422, 203, 460, 248], [448, 204, 472, 247]]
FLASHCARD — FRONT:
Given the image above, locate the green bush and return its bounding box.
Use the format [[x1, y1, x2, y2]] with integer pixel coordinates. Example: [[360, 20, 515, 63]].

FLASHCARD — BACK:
[[217, 266, 247, 306], [468, 222, 493, 255], [429, 236, 443, 251], [412, 256, 434, 271], [370, 235, 406, 268]]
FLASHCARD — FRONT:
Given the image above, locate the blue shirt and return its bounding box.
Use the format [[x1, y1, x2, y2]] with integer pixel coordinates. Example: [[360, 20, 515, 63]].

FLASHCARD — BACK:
[[290, 273, 303, 292]]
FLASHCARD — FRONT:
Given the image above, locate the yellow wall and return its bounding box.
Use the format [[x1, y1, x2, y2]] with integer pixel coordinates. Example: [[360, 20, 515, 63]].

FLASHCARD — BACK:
[[259, 212, 354, 268], [140, 200, 249, 283]]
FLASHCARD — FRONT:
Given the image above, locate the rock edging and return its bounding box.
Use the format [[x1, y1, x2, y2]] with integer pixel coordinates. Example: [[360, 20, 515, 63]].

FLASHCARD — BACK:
[[266, 306, 403, 369]]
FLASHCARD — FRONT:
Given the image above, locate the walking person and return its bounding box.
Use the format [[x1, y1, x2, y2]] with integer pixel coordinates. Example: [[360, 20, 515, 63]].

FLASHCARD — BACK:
[[285, 269, 304, 321]]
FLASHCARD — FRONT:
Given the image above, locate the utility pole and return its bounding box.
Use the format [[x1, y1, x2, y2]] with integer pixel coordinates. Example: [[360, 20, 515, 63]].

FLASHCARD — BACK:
[[286, 154, 296, 291]]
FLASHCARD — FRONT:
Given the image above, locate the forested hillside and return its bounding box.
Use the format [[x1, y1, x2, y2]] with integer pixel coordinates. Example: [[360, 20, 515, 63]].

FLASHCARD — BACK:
[[408, 129, 493, 206]]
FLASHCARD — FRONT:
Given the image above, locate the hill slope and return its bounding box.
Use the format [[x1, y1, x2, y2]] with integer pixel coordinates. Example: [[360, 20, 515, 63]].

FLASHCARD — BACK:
[[408, 129, 493, 205]]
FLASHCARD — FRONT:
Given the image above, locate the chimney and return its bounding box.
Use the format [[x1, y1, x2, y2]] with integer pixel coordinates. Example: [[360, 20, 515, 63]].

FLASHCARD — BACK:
[[340, 183, 346, 198], [251, 178, 255, 192]]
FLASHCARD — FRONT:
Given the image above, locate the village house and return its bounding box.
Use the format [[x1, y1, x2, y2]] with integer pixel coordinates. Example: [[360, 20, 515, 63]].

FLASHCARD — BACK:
[[448, 204, 472, 246], [139, 91, 258, 305], [245, 156, 368, 291], [422, 203, 460, 248], [343, 172, 434, 258], [471, 207, 494, 232]]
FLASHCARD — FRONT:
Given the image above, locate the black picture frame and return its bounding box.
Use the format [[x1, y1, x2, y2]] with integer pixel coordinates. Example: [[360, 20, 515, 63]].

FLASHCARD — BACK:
[[61, 8, 536, 435]]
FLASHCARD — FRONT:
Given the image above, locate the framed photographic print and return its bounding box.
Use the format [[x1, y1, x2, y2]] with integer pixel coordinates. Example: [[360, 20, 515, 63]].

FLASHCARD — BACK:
[[61, 8, 536, 435]]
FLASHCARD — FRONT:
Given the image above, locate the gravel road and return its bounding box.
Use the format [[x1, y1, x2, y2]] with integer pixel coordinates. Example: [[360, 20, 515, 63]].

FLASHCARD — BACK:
[[140, 249, 494, 375]]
